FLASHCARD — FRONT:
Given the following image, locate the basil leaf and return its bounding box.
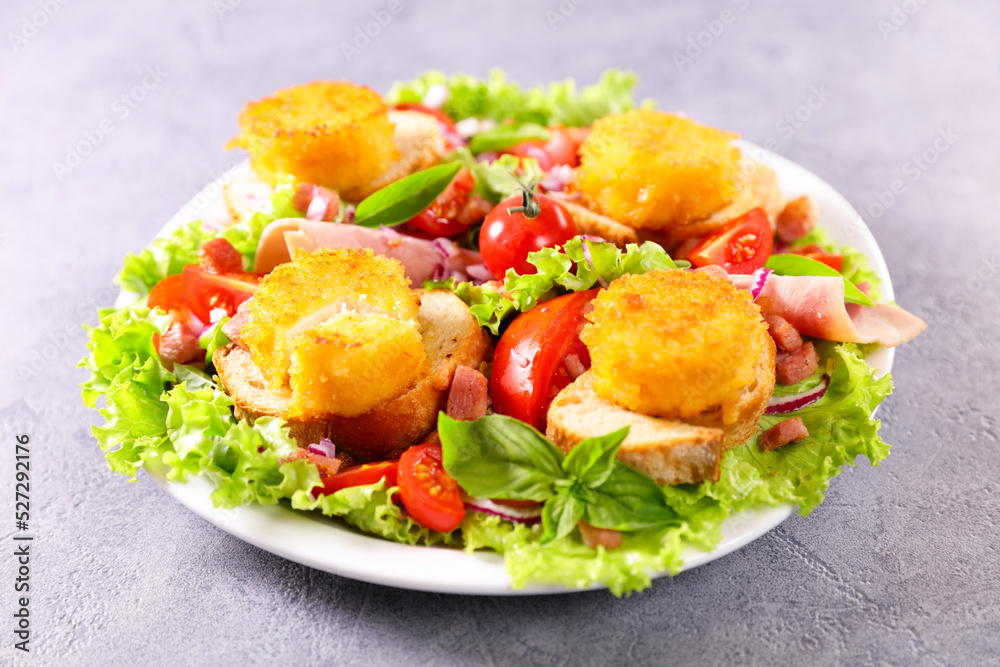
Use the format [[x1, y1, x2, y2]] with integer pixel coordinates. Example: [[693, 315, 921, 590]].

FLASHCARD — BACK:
[[438, 414, 565, 501], [562, 427, 629, 489], [540, 490, 585, 545], [583, 462, 680, 531], [765, 254, 874, 307], [469, 122, 552, 155], [353, 162, 462, 228]]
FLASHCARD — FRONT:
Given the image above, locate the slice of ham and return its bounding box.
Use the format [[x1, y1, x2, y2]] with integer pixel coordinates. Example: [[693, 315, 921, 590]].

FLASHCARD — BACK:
[[731, 273, 925, 347], [446, 366, 489, 421], [256, 218, 492, 287]]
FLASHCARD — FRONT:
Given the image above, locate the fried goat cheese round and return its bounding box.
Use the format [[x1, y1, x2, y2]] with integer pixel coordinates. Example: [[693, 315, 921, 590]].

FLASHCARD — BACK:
[[574, 109, 741, 231], [227, 81, 400, 202], [580, 270, 767, 424], [239, 248, 425, 418]]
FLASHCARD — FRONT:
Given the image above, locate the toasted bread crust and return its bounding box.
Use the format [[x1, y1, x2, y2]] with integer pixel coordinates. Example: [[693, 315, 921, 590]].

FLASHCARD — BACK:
[[558, 200, 639, 247], [214, 290, 491, 460], [546, 372, 724, 486]]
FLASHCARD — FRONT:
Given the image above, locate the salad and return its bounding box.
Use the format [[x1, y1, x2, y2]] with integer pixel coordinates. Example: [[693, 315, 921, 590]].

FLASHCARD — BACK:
[[81, 70, 926, 595]]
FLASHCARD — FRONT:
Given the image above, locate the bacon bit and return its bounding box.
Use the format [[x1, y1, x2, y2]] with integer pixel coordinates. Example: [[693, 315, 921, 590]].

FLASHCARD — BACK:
[[760, 417, 809, 451], [198, 237, 245, 275], [578, 521, 622, 550], [775, 341, 820, 385], [284, 448, 342, 477], [777, 196, 818, 243], [154, 319, 203, 369], [446, 366, 490, 421], [762, 312, 804, 352]]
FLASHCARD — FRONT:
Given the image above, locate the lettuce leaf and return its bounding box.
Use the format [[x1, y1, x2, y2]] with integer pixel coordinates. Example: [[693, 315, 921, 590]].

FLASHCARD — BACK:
[[457, 149, 544, 204], [117, 221, 215, 295], [386, 68, 649, 126]]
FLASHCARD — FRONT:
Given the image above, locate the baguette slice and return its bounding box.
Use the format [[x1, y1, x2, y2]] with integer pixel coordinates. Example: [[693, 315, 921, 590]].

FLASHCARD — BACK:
[[214, 289, 491, 460], [363, 110, 447, 199], [546, 326, 776, 485], [223, 165, 274, 222], [546, 372, 724, 486], [559, 199, 639, 247]]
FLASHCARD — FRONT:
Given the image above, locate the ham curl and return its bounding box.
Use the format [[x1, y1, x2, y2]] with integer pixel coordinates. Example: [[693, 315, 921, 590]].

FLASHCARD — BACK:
[[731, 273, 925, 348], [258, 219, 491, 287]]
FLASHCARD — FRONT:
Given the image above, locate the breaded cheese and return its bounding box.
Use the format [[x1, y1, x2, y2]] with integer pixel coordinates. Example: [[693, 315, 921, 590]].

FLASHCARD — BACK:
[[581, 270, 767, 424], [240, 249, 424, 417], [227, 81, 400, 202], [574, 109, 741, 232]]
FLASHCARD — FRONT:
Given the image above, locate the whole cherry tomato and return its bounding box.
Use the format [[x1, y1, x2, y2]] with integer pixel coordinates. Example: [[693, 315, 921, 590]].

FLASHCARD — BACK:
[[479, 187, 578, 277]]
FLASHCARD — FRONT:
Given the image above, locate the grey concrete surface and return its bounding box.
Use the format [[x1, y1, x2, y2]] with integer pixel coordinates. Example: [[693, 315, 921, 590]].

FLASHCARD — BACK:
[[1, 0, 997, 665]]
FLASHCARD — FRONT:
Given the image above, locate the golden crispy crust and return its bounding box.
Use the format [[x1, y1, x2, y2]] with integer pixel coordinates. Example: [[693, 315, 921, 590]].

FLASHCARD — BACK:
[[582, 270, 770, 423], [227, 81, 400, 202], [214, 290, 492, 461], [558, 199, 639, 247]]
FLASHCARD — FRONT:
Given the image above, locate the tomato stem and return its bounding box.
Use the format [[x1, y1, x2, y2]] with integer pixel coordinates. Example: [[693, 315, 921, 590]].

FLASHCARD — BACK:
[[505, 173, 541, 219]]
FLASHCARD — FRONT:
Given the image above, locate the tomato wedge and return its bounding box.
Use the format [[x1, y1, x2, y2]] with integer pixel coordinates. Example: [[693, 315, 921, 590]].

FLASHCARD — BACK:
[[147, 273, 187, 314], [491, 289, 598, 431], [397, 444, 465, 533], [688, 208, 773, 274], [182, 265, 259, 324], [800, 252, 844, 272], [318, 460, 399, 496]]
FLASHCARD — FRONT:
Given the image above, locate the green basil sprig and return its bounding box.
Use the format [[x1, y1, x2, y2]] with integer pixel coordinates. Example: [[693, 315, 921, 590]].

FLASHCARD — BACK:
[[765, 254, 874, 307], [469, 122, 552, 155], [438, 414, 680, 545], [353, 161, 462, 228]]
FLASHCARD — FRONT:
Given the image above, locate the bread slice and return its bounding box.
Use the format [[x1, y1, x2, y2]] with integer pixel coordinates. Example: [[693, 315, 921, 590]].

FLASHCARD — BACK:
[[559, 200, 639, 247], [362, 110, 447, 199], [214, 289, 491, 460], [224, 166, 274, 222], [546, 372, 724, 485], [546, 327, 776, 485]]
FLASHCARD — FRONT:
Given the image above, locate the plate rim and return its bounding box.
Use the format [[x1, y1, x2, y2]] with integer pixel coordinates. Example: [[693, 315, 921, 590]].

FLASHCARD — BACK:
[[133, 142, 895, 595]]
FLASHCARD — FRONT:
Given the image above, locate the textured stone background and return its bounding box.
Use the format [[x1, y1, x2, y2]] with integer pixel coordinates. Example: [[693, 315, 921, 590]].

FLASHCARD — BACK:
[[1, 0, 997, 665]]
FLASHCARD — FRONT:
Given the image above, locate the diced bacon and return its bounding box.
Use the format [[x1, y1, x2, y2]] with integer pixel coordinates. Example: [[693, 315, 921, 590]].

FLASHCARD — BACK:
[[154, 319, 203, 368], [776, 196, 817, 243], [762, 312, 804, 352], [446, 366, 489, 421], [198, 237, 245, 275], [760, 417, 809, 451], [283, 448, 343, 476], [292, 183, 341, 222], [775, 341, 820, 385], [578, 521, 622, 550]]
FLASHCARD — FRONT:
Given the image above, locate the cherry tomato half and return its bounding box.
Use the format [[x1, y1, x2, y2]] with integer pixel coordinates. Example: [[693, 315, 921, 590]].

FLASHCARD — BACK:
[[491, 289, 598, 431], [318, 460, 399, 496], [688, 208, 774, 275], [479, 191, 578, 277], [182, 265, 259, 324], [398, 444, 466, 533], [147, 273, 187, 314], [406, 167, 480, 237]]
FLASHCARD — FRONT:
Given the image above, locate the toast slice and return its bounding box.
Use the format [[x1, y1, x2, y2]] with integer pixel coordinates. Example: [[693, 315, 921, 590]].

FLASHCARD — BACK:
[[559, 200, 639, 247], [362, 110, 448, 199], [224, 165, 274, 222], [546, 372, 724, 486], [546, 327, 776, 485], [214, 289, 491, 460]]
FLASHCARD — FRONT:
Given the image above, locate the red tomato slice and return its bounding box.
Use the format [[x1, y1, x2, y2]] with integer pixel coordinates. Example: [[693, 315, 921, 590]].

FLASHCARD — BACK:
[[398, 444, 466, 533], [688, 208, 774, 274], [802, 252, 845, 272], [318, 460, 399, 496], [406, 167, 478, 237], [182, 265, 259, 324], [491, 289, 598, 431], [147, 273, 187, 314], [479, 191, 578, 277]]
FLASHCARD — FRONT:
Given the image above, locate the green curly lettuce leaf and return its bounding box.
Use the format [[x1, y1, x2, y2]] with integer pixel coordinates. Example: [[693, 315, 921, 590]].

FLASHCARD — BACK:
[[454, 147, 544, 205], [386, 68, 649, 126]]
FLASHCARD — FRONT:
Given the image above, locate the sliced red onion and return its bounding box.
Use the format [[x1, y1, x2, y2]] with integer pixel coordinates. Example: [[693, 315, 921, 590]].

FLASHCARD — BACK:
[[464, 497, 542, 525], [465, 263, 495, 283], [476, 151, 499, 164], [433, 237, 461, 260], [380, 224, 403, 243], [307, 438, 336, 458], [765, 376, 829, 415], [539, 164, 574, 192], [454, 117, 481, 138], [578, 236, 609, 287], [305, 193, 329, 221], [209, 307, 228, 325], [344, 205, 356, 223], [564, 353, 587, 379], [749, 268, 772, 301]]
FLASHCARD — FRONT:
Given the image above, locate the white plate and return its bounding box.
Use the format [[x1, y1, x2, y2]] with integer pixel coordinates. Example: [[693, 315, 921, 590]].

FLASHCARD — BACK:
[[128, 146, 895, 595]]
